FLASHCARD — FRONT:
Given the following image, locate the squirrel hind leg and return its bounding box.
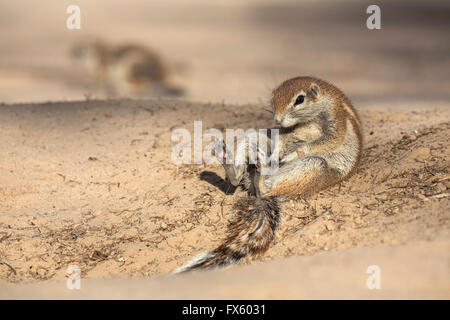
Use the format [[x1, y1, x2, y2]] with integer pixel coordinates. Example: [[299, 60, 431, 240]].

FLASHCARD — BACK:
[[214, 137, 257, 188], [263, 156, 341, 197], [223, 163, 248, 187]]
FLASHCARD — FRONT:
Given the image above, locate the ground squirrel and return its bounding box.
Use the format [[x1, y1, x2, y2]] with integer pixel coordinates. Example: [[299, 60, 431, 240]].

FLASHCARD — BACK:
[[174, 76, 362, 273], [71, 39, 183, 97]]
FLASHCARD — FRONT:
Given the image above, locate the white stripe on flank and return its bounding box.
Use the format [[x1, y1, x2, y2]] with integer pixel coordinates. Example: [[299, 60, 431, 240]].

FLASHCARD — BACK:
[[342, 102, 359, 125]]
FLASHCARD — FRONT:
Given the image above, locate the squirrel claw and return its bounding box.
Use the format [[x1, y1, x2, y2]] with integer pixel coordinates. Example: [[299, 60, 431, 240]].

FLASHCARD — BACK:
[[257, 147, 269, 166], [213, 138, 226, 161]]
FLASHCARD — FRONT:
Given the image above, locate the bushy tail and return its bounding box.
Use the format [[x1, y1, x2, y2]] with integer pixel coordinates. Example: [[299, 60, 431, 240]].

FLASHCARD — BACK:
[[173, 196, 281, 274]]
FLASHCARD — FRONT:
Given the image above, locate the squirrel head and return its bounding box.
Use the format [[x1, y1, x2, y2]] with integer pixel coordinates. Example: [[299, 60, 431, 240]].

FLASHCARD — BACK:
[[271, 76, 331, 128]]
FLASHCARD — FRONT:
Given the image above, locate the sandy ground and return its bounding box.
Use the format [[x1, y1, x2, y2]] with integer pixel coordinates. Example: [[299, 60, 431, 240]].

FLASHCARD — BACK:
[[0, 99, 449, 298], [2, 238, 449, 299], [0, 0, 449, 299]]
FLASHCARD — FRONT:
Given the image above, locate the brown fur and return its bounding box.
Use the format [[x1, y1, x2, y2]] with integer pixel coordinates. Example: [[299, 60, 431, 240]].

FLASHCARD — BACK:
[[174, 76, 362, 274], [270, 76, 362, 183], [173, 197, 280, 273], [273, 76, 354, 115]]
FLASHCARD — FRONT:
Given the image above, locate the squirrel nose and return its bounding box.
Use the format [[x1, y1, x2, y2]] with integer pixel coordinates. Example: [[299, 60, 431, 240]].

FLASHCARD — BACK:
[[274, 115, 282, 125]]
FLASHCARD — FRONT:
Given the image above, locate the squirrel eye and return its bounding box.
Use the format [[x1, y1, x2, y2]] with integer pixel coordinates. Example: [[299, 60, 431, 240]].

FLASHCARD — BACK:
[[294, 95, 305, 106]]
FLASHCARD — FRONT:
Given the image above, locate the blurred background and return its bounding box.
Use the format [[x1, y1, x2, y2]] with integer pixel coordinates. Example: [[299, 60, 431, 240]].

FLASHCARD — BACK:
[[0, 0, 449, 104]]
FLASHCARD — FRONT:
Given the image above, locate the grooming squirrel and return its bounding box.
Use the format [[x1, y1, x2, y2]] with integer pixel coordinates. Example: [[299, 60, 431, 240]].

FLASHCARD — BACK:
[[174, 76, 362, 273]]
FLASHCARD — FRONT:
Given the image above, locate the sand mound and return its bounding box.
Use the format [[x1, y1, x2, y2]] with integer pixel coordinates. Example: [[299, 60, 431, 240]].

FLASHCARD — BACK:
[[0, 100, 448, 286]]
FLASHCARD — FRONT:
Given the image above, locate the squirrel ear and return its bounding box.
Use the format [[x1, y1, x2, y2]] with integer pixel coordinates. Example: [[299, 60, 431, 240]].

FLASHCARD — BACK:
[[307, 83, 320, 99]]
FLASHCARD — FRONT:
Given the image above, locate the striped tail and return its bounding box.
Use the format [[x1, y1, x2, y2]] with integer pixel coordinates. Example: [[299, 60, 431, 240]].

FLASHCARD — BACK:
[[173, 196, 281, 274]]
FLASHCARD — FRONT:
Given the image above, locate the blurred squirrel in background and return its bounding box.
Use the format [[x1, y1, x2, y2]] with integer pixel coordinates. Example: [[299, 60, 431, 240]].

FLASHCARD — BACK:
[[71, 39, 184, 98]]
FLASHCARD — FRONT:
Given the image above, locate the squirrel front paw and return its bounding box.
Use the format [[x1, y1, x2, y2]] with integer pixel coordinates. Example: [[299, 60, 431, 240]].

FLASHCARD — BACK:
[[250, 143, 270, 172], [214, 138, 234, 164], [257, 175, 273, 197]]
